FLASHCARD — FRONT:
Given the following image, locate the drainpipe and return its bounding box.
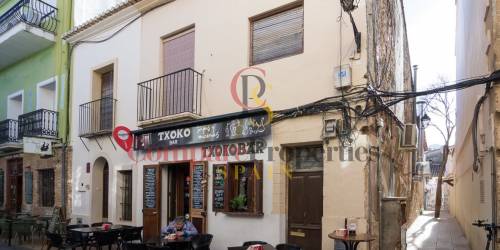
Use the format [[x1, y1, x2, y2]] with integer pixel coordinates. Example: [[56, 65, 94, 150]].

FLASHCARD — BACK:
[[377, 118, 384, 249], [61, 143, 67, 218], [491, 147, 497, 250]]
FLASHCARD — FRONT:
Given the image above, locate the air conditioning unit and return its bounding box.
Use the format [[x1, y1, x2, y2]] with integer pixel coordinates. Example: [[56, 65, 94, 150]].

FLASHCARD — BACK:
[[400, 124, 417, 150], [334, 65, 352, 89]]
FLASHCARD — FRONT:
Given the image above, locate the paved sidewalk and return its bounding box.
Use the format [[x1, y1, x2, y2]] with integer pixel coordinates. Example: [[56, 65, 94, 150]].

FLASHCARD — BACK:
[[406, 211, 470, 250]]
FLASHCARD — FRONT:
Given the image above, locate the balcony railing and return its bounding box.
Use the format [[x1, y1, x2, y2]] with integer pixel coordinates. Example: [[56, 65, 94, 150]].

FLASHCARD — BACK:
[[0, 119, 18, 144], [18, 109, 58, 138], [79, 97, 117, 137], [0, 0, 58, 36], [138, 68, 202, 122]]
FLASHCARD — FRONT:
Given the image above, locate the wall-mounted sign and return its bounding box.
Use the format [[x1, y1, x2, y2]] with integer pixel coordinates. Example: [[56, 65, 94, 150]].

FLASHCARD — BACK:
[[202, 140, 267, 158], [23, 137, 53, 155], [135, 114, 270, 150]]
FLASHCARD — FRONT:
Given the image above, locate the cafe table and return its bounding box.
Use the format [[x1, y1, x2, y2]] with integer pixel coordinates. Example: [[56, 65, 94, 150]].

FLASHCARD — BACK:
[[146, 236, 193, 250], [69, 224, 134, 250], [328, 233, 375, 250], [227, 244, 275, 250]]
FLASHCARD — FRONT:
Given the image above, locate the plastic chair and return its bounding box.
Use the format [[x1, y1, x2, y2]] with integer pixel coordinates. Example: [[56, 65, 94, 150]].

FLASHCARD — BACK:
[[90, 230, 120, 250], [123, 242, 148, 250], [66, 224, 90, 247], [0, 218, 10, 239], [121, 226, 143, 243], [12, 219, 35, 245], [243, 241, 268, 247], [191, 234, 213, 250], [276, 243, 303, 250]]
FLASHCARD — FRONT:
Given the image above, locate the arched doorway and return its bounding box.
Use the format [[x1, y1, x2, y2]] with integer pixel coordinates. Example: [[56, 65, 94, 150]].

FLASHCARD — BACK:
[[91, 157, 110, 223]]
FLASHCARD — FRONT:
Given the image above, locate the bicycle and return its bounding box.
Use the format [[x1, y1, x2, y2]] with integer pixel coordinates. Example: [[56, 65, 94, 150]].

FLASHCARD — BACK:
[[472, 219, 500, 250]]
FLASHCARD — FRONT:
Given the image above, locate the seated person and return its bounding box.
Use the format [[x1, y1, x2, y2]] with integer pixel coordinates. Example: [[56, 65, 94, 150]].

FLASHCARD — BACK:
[[161, 216, 198, 237]]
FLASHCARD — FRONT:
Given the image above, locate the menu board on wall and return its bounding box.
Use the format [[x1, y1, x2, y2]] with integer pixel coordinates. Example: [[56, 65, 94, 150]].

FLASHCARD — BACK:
[[212, 165, 226, 211], [192, 164, 204, 209], [144, 168, 157, 209]]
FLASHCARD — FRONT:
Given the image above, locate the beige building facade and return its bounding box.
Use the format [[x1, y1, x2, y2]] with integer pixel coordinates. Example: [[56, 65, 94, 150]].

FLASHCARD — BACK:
[[453, 0, 500, 249], [65, 0, 416, 249]]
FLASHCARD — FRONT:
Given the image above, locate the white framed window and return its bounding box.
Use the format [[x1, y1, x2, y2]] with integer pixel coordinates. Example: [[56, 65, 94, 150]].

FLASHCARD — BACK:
[[36, 77, 57, 111], [7, 90, 24, 120]]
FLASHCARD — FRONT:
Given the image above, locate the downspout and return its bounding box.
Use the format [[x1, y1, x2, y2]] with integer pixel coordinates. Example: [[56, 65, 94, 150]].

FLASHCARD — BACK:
[[61, 0, 74, 219], [491, 146, 497, 250], [377, 118, 384, 249]]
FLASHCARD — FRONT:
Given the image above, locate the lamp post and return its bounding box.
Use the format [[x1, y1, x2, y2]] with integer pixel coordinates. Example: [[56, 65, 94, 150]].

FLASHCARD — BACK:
[[416, 101, 431, 163], [416, 100, 430, 211]]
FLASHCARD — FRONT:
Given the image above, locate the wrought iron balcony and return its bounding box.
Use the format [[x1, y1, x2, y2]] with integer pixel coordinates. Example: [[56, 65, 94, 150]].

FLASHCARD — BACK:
[[79, 97, 117, 138], [0, 119, 19, 144], [0, 0, 58, 36], [137, 68, 202, 123], [18, 109, 58, 138]]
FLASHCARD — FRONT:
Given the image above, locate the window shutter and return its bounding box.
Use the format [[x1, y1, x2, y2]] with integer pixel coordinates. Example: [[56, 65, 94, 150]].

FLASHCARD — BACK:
[[0, 170, 4, 206], [251, 5, 304, 65], [250, 161, 263, 215], [25, 171, 33, 204]]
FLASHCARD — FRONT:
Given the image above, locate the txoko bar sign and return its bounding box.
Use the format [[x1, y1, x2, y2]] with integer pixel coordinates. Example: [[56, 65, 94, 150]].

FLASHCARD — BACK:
[[134, 114, 270, 150]]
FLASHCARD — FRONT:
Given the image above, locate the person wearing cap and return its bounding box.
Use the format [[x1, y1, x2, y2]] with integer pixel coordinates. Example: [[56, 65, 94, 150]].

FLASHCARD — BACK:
[[161, 216, 199, 237]]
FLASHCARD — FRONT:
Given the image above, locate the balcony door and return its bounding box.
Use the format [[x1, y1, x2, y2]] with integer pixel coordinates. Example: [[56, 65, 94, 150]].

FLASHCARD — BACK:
[[7, 91, 23, 120], [162, 29, 195, 116], [37, 80, 57, 111], [100, 71, 114, 131]]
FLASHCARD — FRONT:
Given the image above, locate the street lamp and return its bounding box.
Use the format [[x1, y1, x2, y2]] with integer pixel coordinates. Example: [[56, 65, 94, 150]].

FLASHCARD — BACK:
[[421, 114, 431, 129]]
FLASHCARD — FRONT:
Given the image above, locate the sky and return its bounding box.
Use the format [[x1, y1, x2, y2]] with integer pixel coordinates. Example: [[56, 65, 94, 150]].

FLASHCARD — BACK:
[[403, 0, 456, 147]]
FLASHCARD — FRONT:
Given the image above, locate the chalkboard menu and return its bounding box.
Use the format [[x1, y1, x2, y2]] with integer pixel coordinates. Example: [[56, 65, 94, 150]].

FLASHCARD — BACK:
[[192, 164, 204, 209], [213, 165, 226, 211], [144, 168, 157, 209]]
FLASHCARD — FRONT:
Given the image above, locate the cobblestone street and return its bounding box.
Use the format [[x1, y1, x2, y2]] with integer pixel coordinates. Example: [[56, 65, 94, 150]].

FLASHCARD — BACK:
[[406, 211, 470, 250]]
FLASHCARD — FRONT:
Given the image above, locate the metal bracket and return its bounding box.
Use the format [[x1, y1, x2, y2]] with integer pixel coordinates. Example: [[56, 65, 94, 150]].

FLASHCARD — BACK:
[[79, 137, 90, 152], [95, 138, 102, 150], [108, 135, 117, 151]]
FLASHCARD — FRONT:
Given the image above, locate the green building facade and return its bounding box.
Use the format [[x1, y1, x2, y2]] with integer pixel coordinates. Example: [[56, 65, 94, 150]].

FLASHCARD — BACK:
[[0, 0, 72, 216]]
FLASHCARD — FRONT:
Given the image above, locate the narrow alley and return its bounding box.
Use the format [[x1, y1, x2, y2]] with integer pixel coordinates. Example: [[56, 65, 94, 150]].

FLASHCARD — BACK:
[[406, 211, 470, 250]]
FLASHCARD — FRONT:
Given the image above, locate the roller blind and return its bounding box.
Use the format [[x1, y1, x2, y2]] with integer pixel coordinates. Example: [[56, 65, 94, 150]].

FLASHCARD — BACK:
[[251, 5, 304, 65]]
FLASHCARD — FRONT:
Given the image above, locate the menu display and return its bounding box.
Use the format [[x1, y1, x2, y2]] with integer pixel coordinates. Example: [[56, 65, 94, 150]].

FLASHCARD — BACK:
[[192, 164, 204, 209], [213, 165, 226, 210], [144, 168, 157, 209]]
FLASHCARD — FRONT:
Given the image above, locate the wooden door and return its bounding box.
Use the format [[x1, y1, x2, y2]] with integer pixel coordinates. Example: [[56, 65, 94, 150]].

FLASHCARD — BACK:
[[100, 70, 114, 131], [288, 171, 323, 250], [102, 163, 109, 219], [6, 158, 22, 214], [190, 161, 208, 234], [143, 165, 161, 242], [163, 30, 195, 115]]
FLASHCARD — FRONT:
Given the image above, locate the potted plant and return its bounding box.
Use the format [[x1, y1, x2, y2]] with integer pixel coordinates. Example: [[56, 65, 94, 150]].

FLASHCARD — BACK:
[[230, 194, 247, 211]]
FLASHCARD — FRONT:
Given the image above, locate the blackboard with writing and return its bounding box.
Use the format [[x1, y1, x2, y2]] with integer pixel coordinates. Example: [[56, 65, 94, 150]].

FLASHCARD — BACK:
[[192, 164, 204, 209], [212, 165, 226, 211], [144, 168, 157, 209]]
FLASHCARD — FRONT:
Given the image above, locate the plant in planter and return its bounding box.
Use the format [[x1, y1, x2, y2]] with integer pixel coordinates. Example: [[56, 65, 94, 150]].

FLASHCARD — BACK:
[[230, 194, 247, 211]]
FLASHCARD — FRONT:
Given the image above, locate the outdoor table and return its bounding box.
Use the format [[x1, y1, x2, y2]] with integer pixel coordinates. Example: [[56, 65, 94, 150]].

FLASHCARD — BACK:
[[227, 244, 275, 250], [69, 224, 134, 250], [146, 236, 193, 250], [328, 233, 375, 250]]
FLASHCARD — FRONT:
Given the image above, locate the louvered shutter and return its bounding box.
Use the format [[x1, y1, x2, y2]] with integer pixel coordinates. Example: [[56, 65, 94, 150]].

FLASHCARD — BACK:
[[252, 5, 304, 65], [25, 171, 32, 204]]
